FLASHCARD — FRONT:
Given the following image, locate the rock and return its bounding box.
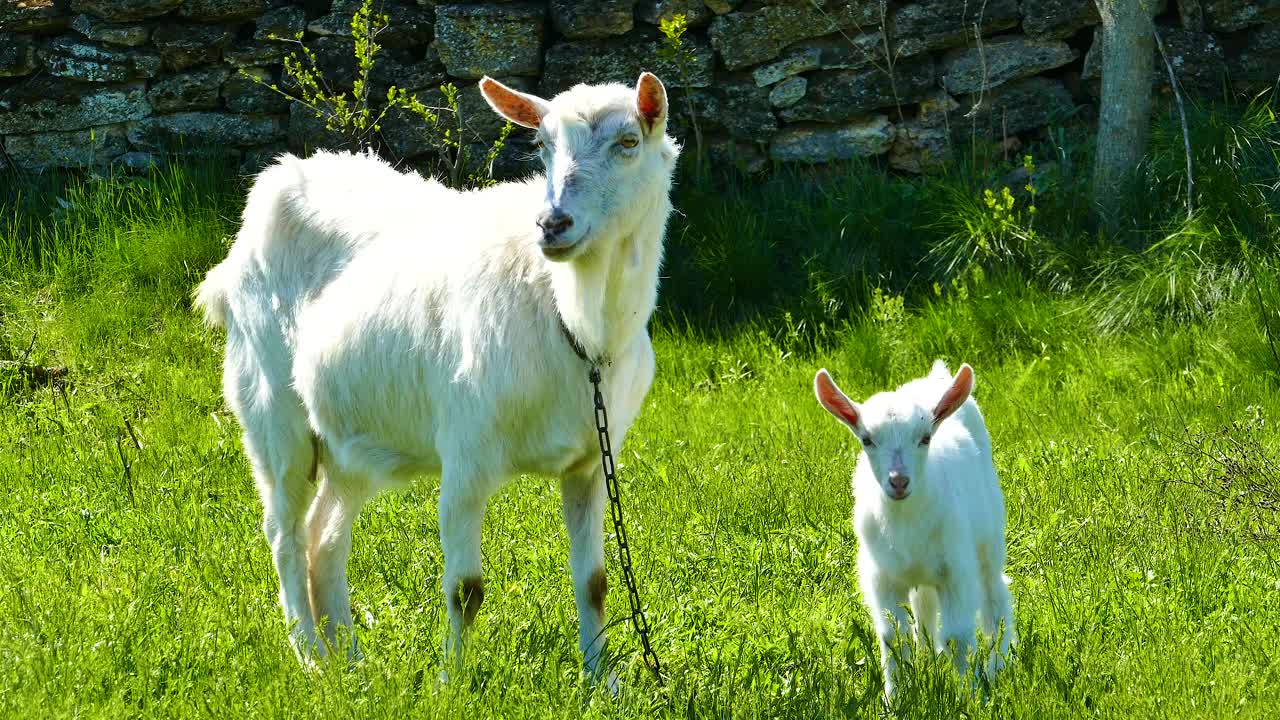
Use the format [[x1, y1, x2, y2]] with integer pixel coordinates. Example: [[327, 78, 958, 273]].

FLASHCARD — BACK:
[[768, 75, 806, 107], [382, 79, 529, 159], [1177, 0, 1205, 30], [370, 48, 448, 92], [794, 32, 884, 68], [153, 23, 234, 70], [302, 9, 344, 36], [435, 3, 546, 79], [1021, 0, 1099, 39], [0, 34, 37, 77], [1205, 0, 1280, 31], [0, 79, 151, 133], [707, 137, 766, 174], [779, 56, 935, 123], [892, 0, 1019, 37], [889, 121, 948, 173], [752, 47, 820, 86], [4, 124, 129, 167], [129, 111, 286, 150], [147, 67, 228, 112], [308, 36, 356, 91], [708, 2, 878, 70], [637, 0, 713, 28], [551, 0, 633, 38], [288, 99, 358, 153], [541, 32, 714, 93], [253, 5, 304, 41], [703, 0, 740, 14], [223, 66, 291, 113], [378, 106, 441, 160], [889, 0, 1020, 55], [1, 0, 70, 33], [179, 0, 268, 22], [769, 116, 894, 163], [70, 0, 182, 23], [715, 75, 777, 138], [70, 14, 150, 46], [1083, 27, 1225, 94], [953, 76, 1075, 138], [1155, 29, 1226, 95], [915, 89, 958, 128], [40, 35, 162, 82], [308, 1, 432, 49], [371, 3, 434, 49], [940, 36, 1078, 94], [1229, 23, 1280, 89], [222, 41, 285, 67], [118, 150, 159, 172]]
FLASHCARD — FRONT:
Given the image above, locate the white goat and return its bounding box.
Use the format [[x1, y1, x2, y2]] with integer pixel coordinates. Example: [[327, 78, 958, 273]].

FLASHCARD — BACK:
[[813, 361, 1014, 700], [194, 72, 679, 687]]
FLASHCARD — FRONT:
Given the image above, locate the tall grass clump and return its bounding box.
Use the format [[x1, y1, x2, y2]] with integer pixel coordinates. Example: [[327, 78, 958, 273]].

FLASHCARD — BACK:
[[0, 159, 241, 293], [1086, 94, 1280, 333], [660, 161, 957, 343]]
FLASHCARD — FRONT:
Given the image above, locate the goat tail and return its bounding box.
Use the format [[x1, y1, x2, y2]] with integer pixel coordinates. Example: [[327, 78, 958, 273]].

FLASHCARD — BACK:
[[193, 258, 235, 329]]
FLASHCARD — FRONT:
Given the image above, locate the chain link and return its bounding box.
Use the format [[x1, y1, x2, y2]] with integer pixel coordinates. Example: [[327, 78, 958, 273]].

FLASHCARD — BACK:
[[589, 367, 663, 686]]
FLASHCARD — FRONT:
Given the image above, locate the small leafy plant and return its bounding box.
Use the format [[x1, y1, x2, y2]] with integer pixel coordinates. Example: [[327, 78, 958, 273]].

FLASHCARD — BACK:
[[658, 13, 704, 171], [242, 0, 511, 189], [929, 154, 1048, 277]]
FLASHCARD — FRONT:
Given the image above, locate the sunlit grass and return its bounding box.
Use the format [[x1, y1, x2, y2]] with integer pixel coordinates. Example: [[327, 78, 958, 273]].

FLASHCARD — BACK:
[[2, 107, 1279, 717]]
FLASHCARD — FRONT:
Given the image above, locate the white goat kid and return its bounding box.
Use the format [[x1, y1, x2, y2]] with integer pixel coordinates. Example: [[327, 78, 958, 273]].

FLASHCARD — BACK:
[[194, 72, 679, 688], [813, 362, 1014, 700]]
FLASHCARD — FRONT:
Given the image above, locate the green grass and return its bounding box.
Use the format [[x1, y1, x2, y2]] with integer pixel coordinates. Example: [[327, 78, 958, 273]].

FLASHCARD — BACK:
[[2, 108, 1280, 717]]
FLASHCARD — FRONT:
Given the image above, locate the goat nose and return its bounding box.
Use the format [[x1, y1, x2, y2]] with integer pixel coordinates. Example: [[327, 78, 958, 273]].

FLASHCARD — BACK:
[[537, 209, 574, 237], [889, 472, 910, 491]]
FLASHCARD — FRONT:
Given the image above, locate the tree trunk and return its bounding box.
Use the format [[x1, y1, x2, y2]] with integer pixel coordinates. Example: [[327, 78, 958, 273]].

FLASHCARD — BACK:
[[1092, 0, 1155, 233]]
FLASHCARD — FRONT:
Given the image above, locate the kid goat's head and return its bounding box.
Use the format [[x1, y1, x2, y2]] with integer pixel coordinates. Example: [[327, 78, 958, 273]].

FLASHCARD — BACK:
[[479, 72, 679, 261], [813, 365, 975, 501]]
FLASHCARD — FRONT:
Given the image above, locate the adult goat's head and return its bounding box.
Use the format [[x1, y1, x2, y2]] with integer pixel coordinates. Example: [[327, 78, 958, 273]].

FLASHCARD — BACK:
[[480, 72, 680, 262]]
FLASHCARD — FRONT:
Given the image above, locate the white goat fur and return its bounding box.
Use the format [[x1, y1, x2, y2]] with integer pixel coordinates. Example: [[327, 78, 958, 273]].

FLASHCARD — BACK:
[[814, 361, 1014, 700], [194, 74, 679, 684]]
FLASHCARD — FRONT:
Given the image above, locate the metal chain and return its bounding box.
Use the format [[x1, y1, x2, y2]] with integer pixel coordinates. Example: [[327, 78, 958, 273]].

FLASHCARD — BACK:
[[589, 366, 664, 686]]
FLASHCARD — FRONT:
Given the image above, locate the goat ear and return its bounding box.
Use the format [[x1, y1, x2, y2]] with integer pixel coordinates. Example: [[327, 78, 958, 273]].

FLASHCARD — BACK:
[[635, 71, 667, 133], [814, 369, 863, 433], [932, 363, 974, 426], [479, 76, 549, 129]]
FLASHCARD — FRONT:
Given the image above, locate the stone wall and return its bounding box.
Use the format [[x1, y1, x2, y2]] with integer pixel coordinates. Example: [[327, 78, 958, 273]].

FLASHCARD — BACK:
[[1, 0, 1277, 175]]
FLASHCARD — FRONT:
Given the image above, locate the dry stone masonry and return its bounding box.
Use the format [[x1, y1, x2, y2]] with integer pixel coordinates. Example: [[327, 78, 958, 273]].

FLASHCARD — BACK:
[[0, 0, 1277, 174]]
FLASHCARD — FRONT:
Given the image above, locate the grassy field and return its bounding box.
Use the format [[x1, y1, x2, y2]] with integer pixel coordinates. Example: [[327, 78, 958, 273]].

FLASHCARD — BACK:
[[2, 106, 1280, 718]]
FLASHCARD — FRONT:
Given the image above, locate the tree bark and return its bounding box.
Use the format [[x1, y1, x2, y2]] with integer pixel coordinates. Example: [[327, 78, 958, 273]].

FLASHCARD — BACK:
[[1092, 0, 1156, 233]]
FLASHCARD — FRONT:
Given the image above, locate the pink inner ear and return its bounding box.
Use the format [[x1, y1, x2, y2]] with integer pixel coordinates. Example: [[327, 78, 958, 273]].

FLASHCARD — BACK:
[[815, 371, 860, 428], [933, 365, 974, 423], [636, 74, 665, 124], [480, 79, 542, 128]]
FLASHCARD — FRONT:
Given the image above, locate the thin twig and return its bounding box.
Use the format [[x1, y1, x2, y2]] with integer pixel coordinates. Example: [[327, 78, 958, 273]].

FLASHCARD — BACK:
[[1153, 25, 1195, 218], [116, 429, 136, 507], [124, 416, 142, 451], [20, 332, 37, 364]]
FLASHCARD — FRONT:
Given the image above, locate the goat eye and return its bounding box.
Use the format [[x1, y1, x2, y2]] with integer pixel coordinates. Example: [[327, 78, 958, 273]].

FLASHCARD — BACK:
[[861, 436, 875, 448], [920, 434, 931, 446], [531, 137, 546, 151], [618, 135, 639, 149]]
